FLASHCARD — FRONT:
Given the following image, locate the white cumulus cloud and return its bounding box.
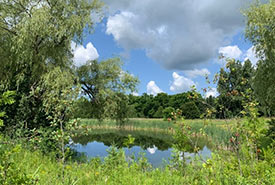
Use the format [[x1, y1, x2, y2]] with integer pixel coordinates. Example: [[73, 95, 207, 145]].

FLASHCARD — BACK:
[[72, 42, 99, 67], [170, 72, 195, 93], [104, 0, 250, 70], [219, 45, 242, 59], [205, 88, 218, 98], [184, 68, 210, 78], [147, 81, 163, 96]]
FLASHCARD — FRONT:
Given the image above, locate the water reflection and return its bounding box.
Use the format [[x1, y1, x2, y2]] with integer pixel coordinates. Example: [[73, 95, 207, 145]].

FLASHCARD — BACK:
[[72, 129, 212, 167], [73, 129, 174, 151], [147, 145, 157, 154]]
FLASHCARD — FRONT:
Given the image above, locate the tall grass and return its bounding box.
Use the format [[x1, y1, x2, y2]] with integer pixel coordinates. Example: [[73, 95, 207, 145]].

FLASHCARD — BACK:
[[79, 118, 172, 130], [78, 118, 233, 146], [7, 146, 185, 185], [4, 140, 274, 185]]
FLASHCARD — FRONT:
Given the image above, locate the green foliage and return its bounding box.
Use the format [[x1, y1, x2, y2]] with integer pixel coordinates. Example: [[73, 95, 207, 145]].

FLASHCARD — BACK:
[[244, 0, 275, 116], [76, 58, 139, 123], [126, 91, 206, 119], [266, 119, 275, 141], [0, 91, 15, 127], [123, 134, 135, 148], [244, 0, 275, 61], [108, 93, 132, 125], [35, 67, 80, 152], [0, 0, 102, 133], [0, 145, 35, 185], [181, 101, 201, 119], [153, 106, 164, 118], [253, 59, 275, 116], [2, 145, 188, 185], [0, 91, 34, 184], [72, 97, 94, 119], [162, 107, 175, 120], [169, 105, 275, 185], [216, 59, 255, 118]]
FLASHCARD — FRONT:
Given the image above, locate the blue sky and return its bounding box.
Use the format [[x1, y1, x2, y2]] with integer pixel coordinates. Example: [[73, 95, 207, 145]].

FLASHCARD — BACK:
[[72, 0, 259, 97]]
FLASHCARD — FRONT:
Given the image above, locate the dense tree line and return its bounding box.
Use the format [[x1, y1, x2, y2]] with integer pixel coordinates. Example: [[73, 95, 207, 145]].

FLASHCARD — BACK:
[[127, 92, 205, 119], [73, 91, 206, 120], [73, 57, 274, 120]]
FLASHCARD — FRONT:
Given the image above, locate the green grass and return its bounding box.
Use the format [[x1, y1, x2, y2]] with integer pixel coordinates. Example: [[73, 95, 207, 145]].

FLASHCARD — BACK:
[[3, 142, 274, 185], [78, 118, 173, 130], [5, 146, 186, 185], [77, 118, 234, 145]]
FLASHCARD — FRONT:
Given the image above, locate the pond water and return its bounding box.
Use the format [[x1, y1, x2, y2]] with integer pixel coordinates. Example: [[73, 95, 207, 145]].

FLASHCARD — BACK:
[[71, 129, 212, 167]]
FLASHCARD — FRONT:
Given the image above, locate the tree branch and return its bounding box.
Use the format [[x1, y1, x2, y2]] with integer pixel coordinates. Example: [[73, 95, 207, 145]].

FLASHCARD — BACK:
[[0, 26, 17, 35]]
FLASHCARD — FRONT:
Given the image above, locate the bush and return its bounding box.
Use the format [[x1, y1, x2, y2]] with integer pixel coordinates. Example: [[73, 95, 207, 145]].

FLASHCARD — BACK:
[[0, 145, 35, 184], [162, 107, 175, 120]]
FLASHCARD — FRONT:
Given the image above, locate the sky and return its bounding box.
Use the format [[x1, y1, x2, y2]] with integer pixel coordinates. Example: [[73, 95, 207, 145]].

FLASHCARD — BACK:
[[72, 0, 259, 97]]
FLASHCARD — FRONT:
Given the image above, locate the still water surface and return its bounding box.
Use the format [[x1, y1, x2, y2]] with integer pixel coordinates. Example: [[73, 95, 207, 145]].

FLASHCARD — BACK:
[[72, 129, 212, 167]]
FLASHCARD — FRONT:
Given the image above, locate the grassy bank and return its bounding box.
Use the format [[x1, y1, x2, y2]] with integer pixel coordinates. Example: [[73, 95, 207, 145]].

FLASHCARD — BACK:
[[2, 142, 274, 185], [1, 144, 185, 184], [77, 118, 235, 145], [78, 118, 173, 131]]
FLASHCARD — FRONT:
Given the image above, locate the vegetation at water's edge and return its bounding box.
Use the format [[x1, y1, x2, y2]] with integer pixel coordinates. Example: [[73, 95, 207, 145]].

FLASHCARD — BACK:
[[76, 118, 234, 145], [2, 116, 275, 185]]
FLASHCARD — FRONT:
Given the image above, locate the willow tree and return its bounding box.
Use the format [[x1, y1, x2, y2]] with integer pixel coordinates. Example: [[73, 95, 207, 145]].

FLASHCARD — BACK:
[[76, 58, 139, 123], [244, 0, 275, 116], [0, 0, 102, 130]]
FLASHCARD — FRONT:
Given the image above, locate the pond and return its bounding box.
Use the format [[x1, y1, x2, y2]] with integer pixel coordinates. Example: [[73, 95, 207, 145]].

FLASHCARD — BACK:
[[71, 129, 212, 167]]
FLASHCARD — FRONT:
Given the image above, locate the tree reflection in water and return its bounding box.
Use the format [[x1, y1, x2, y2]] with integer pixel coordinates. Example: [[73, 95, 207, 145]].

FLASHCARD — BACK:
[[72, 129, 213, 153]]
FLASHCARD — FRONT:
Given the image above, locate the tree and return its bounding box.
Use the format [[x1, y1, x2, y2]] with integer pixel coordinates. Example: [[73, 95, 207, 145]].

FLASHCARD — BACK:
[[181, 102, 200, 119], [216, 59, 255, 118], [153, 106, 164, 118], [38, 67, 80, 170], [72, 97, 94, 119], [76, 58, 139, 122], [108, 93, 131, 125], [244, 0, 275, 116], [0, 0, 102, 131]]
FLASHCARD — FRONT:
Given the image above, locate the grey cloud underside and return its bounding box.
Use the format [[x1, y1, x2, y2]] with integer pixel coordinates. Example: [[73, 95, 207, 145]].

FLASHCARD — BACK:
[[103, 0, 252, 70]]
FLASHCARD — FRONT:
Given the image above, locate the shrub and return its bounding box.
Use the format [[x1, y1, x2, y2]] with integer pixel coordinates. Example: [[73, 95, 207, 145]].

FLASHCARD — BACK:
[[162, 107, 175, 120]]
